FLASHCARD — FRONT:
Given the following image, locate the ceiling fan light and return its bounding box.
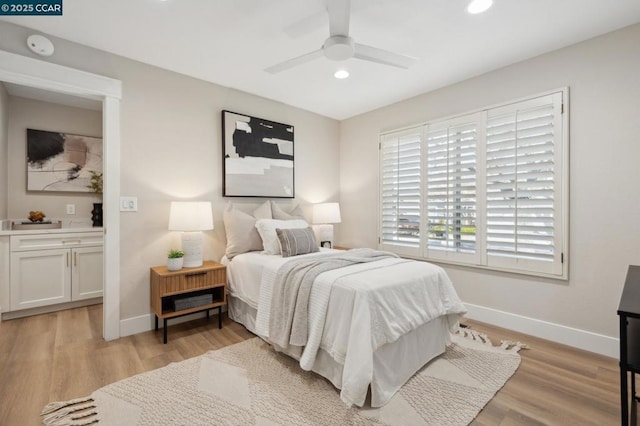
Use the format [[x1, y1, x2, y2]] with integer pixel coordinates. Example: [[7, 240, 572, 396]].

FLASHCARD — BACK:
[[334, 69, 349, 79], [467, 0, 493, 14], [324, 35, 355, 61]]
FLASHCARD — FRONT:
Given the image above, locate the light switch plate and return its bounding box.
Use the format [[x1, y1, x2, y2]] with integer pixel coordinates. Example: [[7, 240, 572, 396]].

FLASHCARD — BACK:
[[120, 196, 138, 212]]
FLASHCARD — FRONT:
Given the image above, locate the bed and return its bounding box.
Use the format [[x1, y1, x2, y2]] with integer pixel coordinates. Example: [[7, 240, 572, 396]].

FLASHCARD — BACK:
[[222, 247, 466, 407]]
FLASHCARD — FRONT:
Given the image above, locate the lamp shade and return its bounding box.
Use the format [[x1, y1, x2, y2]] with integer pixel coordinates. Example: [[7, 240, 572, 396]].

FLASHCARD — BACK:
[[168, 201, 214, 231], [312, 202, 341, 224]]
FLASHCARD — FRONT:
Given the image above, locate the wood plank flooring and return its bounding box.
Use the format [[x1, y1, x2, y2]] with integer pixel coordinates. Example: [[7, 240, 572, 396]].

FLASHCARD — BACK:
[[0, 305, 621, 425]]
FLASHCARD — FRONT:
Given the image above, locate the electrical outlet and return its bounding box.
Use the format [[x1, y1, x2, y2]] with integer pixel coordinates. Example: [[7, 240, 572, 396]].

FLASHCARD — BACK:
[[120, 196, 138, 212], [66, 204, 75, 215]]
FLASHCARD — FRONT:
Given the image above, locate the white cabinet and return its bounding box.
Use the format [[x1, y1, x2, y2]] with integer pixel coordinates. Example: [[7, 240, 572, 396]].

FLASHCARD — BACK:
[[9, 232, 103, 311], [10, 248, 71, 310], [72, 246, 103, 300]]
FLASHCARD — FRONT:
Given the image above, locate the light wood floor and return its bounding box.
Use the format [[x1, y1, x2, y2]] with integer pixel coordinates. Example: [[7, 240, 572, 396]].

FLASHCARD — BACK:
[[0, 305, 621, 425]]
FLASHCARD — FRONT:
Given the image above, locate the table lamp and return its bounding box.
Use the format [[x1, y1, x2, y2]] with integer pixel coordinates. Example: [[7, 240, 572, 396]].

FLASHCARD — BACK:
[[312, 202, 341, 248], [168, 201, 213, 268]]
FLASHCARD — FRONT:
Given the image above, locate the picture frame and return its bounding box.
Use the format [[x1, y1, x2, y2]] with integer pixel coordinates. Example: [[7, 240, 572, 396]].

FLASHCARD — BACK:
[[222, 110, 294, 198], [26, 128, 103, 192]]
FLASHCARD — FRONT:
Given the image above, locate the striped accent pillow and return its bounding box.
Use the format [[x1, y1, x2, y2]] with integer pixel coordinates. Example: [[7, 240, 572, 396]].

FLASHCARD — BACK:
[[276, 227, 319, 257]]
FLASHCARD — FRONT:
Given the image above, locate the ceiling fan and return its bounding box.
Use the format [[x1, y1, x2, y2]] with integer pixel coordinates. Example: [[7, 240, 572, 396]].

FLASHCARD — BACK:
[[264, 0, 417, 74]]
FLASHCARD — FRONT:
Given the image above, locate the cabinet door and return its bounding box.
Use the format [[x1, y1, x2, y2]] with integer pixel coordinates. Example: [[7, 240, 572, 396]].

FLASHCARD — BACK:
[[72, 246, 103, 300], [10, 249, 71, 310]]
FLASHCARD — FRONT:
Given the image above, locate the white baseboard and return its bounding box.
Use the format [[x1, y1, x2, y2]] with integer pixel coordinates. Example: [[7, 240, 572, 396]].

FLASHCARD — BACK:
[[464, 303, 619, 359], [119, 313, 154, 337], [119, 309, 225, 338]]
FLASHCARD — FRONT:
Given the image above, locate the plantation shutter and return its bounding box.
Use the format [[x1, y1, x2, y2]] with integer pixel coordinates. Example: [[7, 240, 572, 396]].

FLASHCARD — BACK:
[[485, 92, 564, 275], [379, 127, 422, 256], [425, 114, 481, 264], [377, 89, 567, 278]]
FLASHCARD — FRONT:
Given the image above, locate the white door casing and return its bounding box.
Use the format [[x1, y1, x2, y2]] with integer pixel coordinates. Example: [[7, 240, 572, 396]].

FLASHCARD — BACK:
[[0, 49, 122, 340]]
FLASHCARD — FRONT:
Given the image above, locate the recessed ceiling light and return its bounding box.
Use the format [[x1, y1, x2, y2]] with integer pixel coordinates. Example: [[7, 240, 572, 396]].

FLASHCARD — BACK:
[[334, 70, 349, 79], [467, 0, 493, 14]]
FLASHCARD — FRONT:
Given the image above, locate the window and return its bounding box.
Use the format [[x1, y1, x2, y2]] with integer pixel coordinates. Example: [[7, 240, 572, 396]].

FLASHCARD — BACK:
[[380, 127, 422, 257], [425, 114, 481, 265], [379, 90, 567, 278]]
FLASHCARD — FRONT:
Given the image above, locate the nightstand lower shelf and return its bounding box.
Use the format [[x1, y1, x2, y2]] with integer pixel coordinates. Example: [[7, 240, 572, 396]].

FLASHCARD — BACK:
[[154, 305, 222, 344]]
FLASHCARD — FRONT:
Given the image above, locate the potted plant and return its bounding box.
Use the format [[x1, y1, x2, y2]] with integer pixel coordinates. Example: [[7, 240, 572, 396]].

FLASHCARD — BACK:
[[87, 170, 103, 194], [167, 249, 185, 271], [86, 170, 103, 227]]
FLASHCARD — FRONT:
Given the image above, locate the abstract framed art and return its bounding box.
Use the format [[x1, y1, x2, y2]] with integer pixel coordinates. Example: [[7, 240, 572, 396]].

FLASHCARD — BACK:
[[222, 110, 294, 198], [26, 128, 103, 192]]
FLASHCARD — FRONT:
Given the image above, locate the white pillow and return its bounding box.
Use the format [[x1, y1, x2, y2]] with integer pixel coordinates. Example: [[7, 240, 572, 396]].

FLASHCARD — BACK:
[[255, 219, 309, 255], [271, 201, 304, 220], [253, 200, 272, 220]]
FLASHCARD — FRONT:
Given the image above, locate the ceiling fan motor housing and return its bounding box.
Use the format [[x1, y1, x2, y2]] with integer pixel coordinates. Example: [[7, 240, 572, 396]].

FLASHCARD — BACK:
[[323, 35, 355, 61]]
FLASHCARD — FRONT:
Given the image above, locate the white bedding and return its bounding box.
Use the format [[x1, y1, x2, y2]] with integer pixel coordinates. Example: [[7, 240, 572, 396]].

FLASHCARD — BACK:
[[223, 249, 467, 407]]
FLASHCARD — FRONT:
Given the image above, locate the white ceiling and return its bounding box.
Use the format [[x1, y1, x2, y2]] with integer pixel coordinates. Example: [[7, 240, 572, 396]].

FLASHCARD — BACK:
[[2, 0, 640, 120]]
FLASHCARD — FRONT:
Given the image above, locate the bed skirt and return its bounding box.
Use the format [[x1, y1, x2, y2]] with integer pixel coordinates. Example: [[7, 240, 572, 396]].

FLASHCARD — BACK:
[[227, 294, 451, 406]]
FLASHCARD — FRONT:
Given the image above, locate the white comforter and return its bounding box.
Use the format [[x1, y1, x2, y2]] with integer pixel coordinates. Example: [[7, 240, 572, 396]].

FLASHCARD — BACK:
[[254, 251, 466, 407]]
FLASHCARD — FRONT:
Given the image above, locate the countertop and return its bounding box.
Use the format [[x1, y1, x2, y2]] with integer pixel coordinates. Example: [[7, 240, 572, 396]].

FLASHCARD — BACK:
[[0, 227, 102, 236]]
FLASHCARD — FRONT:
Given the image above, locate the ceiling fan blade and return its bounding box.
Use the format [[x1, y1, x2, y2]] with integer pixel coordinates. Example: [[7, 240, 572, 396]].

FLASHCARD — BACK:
[[353, 43, 417, 69], [264, 49, 324, 74], [328, 0, 351, 36]]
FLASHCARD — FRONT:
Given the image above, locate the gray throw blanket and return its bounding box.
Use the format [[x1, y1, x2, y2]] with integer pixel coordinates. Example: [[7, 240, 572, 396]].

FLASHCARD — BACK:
[[269, 248, 399, 348]]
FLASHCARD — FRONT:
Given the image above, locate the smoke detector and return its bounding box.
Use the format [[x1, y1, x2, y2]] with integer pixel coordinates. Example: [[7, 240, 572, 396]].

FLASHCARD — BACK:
[[27, 35, 55, 57]]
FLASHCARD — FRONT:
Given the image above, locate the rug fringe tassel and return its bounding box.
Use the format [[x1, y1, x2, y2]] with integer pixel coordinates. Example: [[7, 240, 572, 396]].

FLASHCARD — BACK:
[[44, 412, 98, 426], [41, 398, 97, 426], [42, 403, 96, 425], [456, 328, 494, 346], [500, 340, 530, 353], [41, 397, 94, 416], [456, 327, 529, 353]]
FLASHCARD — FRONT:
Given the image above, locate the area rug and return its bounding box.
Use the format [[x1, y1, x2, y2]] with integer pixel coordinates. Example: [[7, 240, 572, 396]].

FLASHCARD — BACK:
[[41, 330, 525, 426]]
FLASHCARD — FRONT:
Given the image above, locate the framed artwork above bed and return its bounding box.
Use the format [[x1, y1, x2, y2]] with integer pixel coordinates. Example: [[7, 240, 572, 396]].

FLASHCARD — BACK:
[[222, 110, 294, 198]]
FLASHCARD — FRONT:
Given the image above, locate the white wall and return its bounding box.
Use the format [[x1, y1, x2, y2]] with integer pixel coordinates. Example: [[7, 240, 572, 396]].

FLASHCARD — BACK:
[[6, 96, 102, 222], [0, 83, 8, 219], [340, 23, 640, 344], [0, 21, 340, 322]]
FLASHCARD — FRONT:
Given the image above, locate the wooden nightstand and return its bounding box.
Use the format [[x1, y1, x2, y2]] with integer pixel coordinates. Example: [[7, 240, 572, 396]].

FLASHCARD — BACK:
[[150, 260, 226, 344]]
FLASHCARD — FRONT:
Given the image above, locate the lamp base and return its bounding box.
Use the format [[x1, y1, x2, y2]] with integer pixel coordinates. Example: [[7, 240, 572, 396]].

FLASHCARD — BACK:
[[181, 231, 203, 268], [312, 224, 334, 249]]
